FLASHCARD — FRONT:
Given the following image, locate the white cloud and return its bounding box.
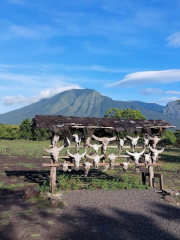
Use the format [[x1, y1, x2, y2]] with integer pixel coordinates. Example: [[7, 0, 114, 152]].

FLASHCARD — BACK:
[[166, 32, 180, 48], [139, 88, 163, 95], [155, 97, 179, 103], [106, 70, 180, 88], [1, 85, 82, 106], [39, 85, 82, 99], [165, 90, 180, 95]]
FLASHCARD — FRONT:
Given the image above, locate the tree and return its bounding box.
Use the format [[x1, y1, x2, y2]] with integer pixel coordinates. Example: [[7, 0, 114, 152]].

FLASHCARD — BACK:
[[104, 108, 146, 120], [161, 129, 177, 146], [175, 129, 180, 146], [19, 118, 32, 140]]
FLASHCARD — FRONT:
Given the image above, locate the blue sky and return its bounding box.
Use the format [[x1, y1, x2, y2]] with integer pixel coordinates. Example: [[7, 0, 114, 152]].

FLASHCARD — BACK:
[[0, 0, 180, 114]]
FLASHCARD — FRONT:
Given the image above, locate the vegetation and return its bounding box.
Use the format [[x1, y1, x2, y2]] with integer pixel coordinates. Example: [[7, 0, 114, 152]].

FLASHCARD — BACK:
[[0, 118, 49, 141], [104, 107, 146, 120], [56, 174, 148, 191], [161, 129, 177, 146]]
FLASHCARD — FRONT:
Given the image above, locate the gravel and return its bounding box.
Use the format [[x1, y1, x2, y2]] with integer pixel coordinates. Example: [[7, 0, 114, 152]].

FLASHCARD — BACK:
[[60, 189, 180, 240]]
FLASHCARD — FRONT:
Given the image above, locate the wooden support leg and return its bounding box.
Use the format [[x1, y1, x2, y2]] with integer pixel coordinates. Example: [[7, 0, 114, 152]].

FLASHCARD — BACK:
[[148, 165, 154, 188], [142, 172, 146, 185], [159, 174, 163, 191], [49, 158, 56, 193], [50, 166, 56, 193]]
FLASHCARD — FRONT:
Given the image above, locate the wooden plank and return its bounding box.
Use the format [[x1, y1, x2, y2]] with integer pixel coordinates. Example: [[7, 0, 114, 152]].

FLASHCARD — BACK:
[[159, 174, 164, 191], [148, 157, 154, 188], [42, 162, 162, 167], [143, 172, 163, 190]]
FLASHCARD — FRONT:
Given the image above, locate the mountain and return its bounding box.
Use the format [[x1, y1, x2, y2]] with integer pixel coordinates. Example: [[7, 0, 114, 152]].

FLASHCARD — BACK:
[[0, 89, 179, 129]]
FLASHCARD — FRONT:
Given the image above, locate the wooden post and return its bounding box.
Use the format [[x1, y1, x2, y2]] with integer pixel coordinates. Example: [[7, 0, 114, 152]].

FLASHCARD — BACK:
[[142, 172, 146, 185], [159, 174, 163, 191], [50, 158, 56, 193], [148, 157, 154, 188]]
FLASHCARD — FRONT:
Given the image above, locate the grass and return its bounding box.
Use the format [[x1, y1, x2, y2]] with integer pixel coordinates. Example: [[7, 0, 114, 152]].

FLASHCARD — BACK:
[[16, 162, 38, 168], [0, 139, 179, 191], [56, 173, 149, 191], [0, 182, 24, 190]]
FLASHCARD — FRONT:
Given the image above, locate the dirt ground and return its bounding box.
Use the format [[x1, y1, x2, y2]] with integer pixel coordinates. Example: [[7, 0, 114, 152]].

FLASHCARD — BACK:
[[0, 154, 180, 240]]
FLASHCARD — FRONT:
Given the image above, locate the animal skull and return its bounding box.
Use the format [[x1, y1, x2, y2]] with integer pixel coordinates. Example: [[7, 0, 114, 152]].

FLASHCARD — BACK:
[[43, 145, 64, 163], [143, 137, 150, 149], [72, 134, 82, 149], [149, 145, 164, 163], [68, 151, 86, 171], [92, 135, 116, 153], [126, 136, 139, 151], [149, 136, 165, 149], [85, 153, 104, 169], [51, 134, 59, 147], [126, 149, 145, 169], [121, 160, 130, 174], [62, 161, 70, 172], [83, 162, 92, 177], [144, 153, 151, 168], [88, 143, 103, 154], [107, 153, 118, 169]]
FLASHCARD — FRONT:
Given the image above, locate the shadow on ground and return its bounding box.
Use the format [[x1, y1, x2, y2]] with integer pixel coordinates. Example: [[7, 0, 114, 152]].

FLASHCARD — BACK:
[[0, 188, 180, 240]]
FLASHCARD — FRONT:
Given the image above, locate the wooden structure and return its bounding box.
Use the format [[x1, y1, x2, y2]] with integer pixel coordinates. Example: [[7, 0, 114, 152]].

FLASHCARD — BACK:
[[33, 115, 175, 193]]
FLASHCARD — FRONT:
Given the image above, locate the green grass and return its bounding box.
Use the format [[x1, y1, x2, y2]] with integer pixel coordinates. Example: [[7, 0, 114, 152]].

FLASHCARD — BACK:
[[16, 162, 38, 168], [0, 182, 24, 190], [56, 173, 149, 191], [0, 139, 179, 191]]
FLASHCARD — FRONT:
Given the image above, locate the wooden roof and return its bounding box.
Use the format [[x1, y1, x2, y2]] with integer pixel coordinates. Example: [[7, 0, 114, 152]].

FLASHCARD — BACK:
[[33, 115, 175, 137]]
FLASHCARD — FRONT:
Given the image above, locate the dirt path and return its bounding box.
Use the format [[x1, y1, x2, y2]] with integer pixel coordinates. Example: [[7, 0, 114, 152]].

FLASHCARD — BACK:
[[0, 154, 180, 240]]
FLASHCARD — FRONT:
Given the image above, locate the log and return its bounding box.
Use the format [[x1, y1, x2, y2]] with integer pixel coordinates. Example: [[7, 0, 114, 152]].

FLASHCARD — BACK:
[[148, 157, 154, 188], [42, 162, 162, 167], [142, 172, 163, 190], [50, 159, 56, 194]]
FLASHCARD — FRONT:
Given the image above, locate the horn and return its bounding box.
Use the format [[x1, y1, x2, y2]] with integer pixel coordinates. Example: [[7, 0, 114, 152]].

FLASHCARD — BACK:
[[92, 135, 103, 141], [67, 151, 74, 158], [126, 150, 135, 157], [158, 147, 165, 154], [139, 149, 145, 156], [43, 147, 52, 153], [149, 145, 155, 152], [126, 136, 132, 140], [109, 136, 117, 141], [57, 145, 64, 151]]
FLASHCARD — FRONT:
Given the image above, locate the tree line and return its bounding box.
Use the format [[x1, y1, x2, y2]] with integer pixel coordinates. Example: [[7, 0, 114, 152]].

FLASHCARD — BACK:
[[0, 118, 49, 141], [0, 108, 179, 146]]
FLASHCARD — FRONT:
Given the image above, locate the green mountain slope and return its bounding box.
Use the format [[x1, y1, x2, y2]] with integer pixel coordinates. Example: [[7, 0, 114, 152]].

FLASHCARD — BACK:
[[0, 89, 179, 129]]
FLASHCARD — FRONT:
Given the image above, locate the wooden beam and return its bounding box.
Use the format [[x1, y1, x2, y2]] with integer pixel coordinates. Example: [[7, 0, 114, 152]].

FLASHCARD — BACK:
[[143, 172, 164, 190], [42, 162, 162, 167]]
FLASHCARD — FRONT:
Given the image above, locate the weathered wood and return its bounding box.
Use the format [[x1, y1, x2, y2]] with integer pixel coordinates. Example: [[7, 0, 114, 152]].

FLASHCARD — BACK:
[[142, 172, 146, 185], [143, 172, 163, 190], [50, 159, 56, 194], [148, 157, 154, 188], [42, 162, 162, 167], [159, 174, 164, 190], [43, 154, 137, 159]]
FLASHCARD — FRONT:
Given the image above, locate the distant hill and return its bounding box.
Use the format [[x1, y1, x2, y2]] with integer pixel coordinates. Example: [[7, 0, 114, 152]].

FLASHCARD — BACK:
[[0, 89, 179, 129]]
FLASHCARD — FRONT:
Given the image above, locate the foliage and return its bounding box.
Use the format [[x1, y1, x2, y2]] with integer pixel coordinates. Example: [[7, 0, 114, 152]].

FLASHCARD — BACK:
[[18, 118, 32, 140], [0, 124, 19, 140], [0, 118, 49, 141], [161, 129, 177, 145], [104, 108, 146, 120], [174, 129, 180, 146], [56, 173, 148, 191]]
